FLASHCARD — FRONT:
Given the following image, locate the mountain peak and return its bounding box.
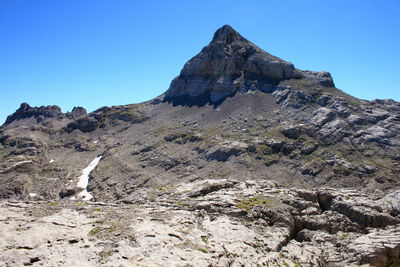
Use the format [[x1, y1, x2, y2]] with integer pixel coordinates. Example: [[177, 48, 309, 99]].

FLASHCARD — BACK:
[[164, 25, 306, 105], [211, 25, 242, 44]]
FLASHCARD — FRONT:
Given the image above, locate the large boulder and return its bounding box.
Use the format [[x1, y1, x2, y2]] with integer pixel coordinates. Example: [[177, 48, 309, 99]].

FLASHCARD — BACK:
[[65, 116, 100, 133], [311, 107, 336, 127]]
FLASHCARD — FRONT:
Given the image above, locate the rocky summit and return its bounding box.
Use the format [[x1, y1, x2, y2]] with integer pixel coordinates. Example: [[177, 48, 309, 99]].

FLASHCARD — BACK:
[[0, 25, 400, 266], [164, 25, 333, 105]]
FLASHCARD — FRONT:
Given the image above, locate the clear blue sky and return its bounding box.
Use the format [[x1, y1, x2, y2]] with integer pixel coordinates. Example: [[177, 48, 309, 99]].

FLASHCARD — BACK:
[[1, 0, 399, 124]]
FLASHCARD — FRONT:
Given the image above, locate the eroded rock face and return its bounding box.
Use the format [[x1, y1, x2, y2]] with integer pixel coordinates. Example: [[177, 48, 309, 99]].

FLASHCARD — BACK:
[[4, 103, 65, 125], [1, 180, 400, 266], [66, 107, 87, 119], [164, 25, 304, 105]]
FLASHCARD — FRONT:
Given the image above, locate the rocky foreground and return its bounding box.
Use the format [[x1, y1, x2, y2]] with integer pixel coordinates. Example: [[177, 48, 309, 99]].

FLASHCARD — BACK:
[[1, 179, 400, 266]]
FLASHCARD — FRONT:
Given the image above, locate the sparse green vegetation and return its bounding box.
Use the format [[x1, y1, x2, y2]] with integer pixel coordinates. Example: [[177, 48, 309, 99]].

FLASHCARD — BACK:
[[38, 169, 53, 175], [197, 247, 209, 253], [15, 227, 30, 232], [201, 236, 208, 244], [217, 171, 231, 179], [174, 200, 188, 207], [75, 201, 85, 207], [152, 125, 168, 137], [236, 196, 276, 210], [341, 233, 349, 238], [89, 227, 102, 236], [159, 184, 176, 192]]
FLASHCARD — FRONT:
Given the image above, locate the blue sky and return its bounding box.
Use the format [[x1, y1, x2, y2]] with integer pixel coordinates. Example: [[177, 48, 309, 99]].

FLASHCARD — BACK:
[[1, 0, 399, 124]]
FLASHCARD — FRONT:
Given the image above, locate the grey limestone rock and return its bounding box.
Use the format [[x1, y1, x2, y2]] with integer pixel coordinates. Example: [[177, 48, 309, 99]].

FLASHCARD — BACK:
[[66, 107, 87, 119], [311, 107, 336, 126], [4, 102, 65, 125], [164, 25, 303, 105]]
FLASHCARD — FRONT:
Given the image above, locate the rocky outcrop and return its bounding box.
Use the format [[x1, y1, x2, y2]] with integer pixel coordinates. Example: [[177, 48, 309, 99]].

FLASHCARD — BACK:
[[4, 103, 65, 125], [303, 70, 335, 87], [66, 107, 87, 119], [206, 141, 248, 161], [164, 25, 305, 105], [64, 105, 149, 133], [2, 180, 400, 266], [65, 116, 100, 133]]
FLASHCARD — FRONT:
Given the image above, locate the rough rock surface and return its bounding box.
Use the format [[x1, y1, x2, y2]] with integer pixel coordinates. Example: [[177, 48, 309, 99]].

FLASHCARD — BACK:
[[164, 25, 307, 104], [4, 103, 65, 125], [1, 180, 400, 266]]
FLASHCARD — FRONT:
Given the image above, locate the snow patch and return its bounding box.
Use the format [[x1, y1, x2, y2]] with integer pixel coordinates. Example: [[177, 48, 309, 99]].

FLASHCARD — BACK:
[[76, 156, 102, 201], [49, 159, 55, 163], [93, 140, 98, 144], [29, 193, 37, 197]]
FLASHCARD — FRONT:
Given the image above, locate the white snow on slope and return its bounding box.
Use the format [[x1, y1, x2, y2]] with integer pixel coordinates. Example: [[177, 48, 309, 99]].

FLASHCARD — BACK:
[[76, 156, 102, 201]]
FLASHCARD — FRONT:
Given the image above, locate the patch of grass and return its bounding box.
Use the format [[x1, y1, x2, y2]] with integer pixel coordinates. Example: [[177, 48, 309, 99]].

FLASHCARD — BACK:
[[15, 227, 30, 232], [75, 201, 85, 207], [201, 236, 208, 244], [197, 247, 209, 253], [217, 171, 231, 179], [236, 196, 276, 211], [159, 184, 175, 192], [49, 202, 58, 206], [38, 169, 53, 176], [87, 144, 99, 151], [89, 227, 102, 236], [174, 200, 188, 207]]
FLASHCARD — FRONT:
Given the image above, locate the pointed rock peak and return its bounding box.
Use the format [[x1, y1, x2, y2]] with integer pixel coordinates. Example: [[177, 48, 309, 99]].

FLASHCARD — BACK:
[[19, 102, 31, 110], [211, 25, 243, 44], [164, 25, 334, 106]]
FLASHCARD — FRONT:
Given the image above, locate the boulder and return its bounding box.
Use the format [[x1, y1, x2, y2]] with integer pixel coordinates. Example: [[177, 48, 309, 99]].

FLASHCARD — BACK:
[[206, 141, 248, 161], [311, 107, 336, 127], [65, 116, 100, 133]]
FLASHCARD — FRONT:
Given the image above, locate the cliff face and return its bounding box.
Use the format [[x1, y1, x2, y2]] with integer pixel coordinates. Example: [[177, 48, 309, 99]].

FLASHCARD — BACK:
[[164, 25, 333, 105]]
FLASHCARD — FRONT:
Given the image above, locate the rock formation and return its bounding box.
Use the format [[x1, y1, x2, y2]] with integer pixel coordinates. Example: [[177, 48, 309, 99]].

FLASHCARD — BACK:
[[1, 180, 400, 266], [164, 25, 334, 105], [0, 25, 399, 266]]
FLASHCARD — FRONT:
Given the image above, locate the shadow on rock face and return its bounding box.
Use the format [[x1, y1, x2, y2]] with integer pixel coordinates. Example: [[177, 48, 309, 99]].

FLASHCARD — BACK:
[[163, 90, 239, 108]]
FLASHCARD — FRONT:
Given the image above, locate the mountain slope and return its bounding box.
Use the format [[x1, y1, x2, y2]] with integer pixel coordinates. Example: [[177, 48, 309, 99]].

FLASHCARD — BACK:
[[0, 25, 399, 202]]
